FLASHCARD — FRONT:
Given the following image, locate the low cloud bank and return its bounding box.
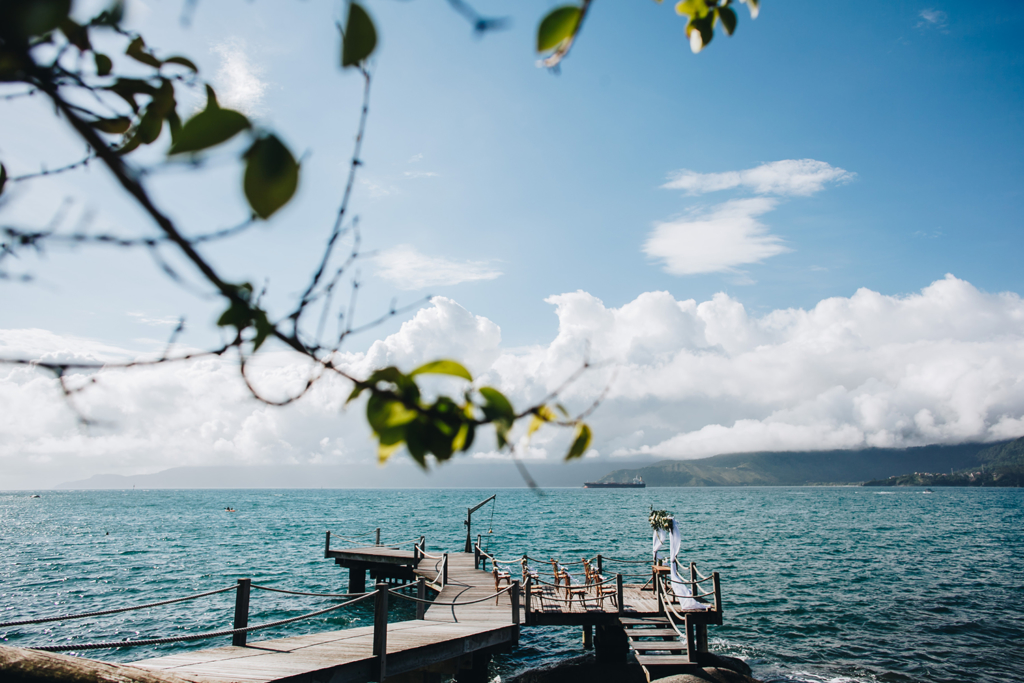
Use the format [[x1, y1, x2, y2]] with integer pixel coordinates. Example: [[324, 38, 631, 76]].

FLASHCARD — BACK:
[[3, 275, 1024, 488]]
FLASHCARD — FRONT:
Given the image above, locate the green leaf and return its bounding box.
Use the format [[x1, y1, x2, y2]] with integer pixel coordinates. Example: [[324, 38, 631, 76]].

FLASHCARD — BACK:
[[163, 56, 198, 72], [479, 387, 514, 422], [0, 163, 7, 197], [452, 422, 474, 453], [377, 428, 405, 465], [94, 53, 112, 76], [566, 423, 592, 460], [243, 135, 299, 219], [10, 0, 71, 38], [107, 78, 156, 113], [251, 310, 274, 351], [410, 360, 473, 382], [675, 0, 709, 18], [126, 36, 162, 68], [528, 405, 558, 438], [742, 0, 759, 19], [367, 394, 418, 432], [341, 2, 377, 68], [169, 86, 250, 155], [536, 6, 581, 52], [90, 116, 131, 134], [718, 6, 737, 35], [93, 0, 125, 26], [135, 107, 164, 144], [686, 14, 715, 53], [59, 18, 90, 51]]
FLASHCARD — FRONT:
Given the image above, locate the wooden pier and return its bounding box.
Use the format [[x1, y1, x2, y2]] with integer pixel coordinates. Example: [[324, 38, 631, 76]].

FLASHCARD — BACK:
[[6, 516, 725, 683]]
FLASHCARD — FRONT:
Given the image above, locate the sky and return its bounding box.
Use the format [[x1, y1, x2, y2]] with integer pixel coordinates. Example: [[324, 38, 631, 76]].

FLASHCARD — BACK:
[[1, 0, 1023, 488]]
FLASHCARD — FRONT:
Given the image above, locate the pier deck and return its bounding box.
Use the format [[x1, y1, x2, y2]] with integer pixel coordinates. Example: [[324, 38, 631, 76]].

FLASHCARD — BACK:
[[131, 553, 517, 683]]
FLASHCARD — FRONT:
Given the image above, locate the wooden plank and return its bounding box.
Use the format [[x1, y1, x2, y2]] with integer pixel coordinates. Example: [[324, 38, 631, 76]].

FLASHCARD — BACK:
[[634, 654, 696, 666]]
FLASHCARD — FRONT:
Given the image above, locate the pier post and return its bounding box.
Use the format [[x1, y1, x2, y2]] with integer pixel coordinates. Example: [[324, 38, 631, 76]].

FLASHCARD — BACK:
[[232, 578, 250, 647], [524, 576, 532, 625], [616, 574, 623, 614], [443, 553, 449, 587], [582, 625, 593, 649], [416, 577, 427, 620], [692, 562, 707, 651], [375, 528, 381, 546], [596, 554, 602, 574], [594, 624, 628, 664], [372, 581, 389, 682], [511, 580, 520, 625], [712, 571, 721, 613], [477, 534, 483, 570], [324, 530, 330, 558], [474, 543, 479, 570], [349, 567, 366, 594]]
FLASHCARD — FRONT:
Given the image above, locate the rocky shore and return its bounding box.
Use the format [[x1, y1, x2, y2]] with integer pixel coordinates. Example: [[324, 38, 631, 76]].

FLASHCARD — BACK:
[[505, 652, 761, 683]]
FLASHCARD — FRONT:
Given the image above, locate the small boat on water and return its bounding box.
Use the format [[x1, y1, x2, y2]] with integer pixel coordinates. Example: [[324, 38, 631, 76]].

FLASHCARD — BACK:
[[583, 475, 646, 489]]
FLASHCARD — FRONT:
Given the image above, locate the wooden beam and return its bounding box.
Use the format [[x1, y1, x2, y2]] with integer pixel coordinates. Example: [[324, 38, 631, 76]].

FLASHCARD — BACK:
[[0, 645, 192, 683]]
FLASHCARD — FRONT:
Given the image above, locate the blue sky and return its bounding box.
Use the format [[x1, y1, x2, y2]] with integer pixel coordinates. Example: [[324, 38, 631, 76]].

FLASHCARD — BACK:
[[2, 0, 1023, 487]]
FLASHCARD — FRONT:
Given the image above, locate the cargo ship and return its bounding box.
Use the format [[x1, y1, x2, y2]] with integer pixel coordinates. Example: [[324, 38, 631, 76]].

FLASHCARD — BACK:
[[583, 476, 645, 489]]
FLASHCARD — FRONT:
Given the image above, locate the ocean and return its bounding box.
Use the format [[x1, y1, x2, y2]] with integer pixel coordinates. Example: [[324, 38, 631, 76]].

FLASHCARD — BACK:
[[1, 487, 1021, 683]]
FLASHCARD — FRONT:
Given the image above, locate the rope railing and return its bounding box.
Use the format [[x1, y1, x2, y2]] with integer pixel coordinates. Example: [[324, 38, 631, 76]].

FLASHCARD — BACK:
[[28, 591, 378, 652], [415, 543, 443, 560], [250, 585, 369, 599], [595, 557, 649, 564], [389, 584, 513, 608], [0, 585, 238, 628]]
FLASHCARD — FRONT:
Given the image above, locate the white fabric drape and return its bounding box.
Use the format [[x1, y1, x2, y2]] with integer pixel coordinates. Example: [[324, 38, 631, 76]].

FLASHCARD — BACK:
[[667, 518, 708, 610], [652, 528, 666, 560]]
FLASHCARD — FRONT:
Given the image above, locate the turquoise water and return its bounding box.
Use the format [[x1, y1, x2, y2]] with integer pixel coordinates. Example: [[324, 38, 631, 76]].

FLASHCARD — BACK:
[[1, 488, 1021, 683]]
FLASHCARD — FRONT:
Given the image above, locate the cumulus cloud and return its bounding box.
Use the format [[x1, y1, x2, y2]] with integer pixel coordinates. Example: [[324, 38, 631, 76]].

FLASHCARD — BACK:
[[662, 159, 854, 197], [373, 244, 502, 290], [643, 198, 789, 275], [5, 276, 1024, 486], [211, 38, 268, 114]]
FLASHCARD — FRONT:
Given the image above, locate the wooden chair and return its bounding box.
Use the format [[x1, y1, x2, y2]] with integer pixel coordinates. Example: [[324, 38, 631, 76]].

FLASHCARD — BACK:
[[492, 563, 511, 605], [583, 558, 617, 609]]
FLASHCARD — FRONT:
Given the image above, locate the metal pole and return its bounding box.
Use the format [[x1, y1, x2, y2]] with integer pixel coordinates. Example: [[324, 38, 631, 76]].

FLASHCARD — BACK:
[[232, 578, 251, 647], [372, 581, 389, 681]]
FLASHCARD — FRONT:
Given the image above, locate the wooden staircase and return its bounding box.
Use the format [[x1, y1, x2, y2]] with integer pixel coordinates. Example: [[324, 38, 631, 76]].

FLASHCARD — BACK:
[[620, 615, 699, 679]]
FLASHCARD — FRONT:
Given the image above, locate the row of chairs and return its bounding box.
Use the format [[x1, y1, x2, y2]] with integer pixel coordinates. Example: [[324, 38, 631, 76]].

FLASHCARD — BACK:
[[490, 558, 617, 609]]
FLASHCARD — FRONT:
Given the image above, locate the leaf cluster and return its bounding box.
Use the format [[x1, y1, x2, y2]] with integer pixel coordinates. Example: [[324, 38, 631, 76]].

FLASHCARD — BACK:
[[346, 361, 592, 468]]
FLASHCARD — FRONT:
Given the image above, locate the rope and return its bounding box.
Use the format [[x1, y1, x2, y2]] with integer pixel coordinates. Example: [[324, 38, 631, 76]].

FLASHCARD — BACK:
[[597, 557, 649, 564], [250, 585, 370, 599], [29, 592, 377, 652], [0, 585, 237, 628], [389, 585, 512, 607], [415, 544, 443, 560]]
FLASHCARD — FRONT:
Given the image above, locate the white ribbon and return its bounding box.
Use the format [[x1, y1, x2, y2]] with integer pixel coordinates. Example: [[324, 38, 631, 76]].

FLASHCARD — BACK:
[[667, 518, 708, 610]]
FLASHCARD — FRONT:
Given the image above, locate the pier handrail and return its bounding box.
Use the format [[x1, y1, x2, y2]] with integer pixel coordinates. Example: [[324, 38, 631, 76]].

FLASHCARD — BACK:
[[26, 590, 377, 652], [250, 584, 370, 599], [0, 584, 238, 628], [423, 553, 449, 592], [389, 584, 513, 608]]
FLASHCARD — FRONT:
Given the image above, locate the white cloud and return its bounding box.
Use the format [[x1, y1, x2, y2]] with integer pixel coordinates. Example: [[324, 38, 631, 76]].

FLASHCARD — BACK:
[[5, 275, 1024, 486], [373, 244, 502, 290], [403, 171, 439, 179], [211, 38, 268, 115], [127, 312, 180, 326], [663, 159, 854, 197], [917, 9, 949, 30], [644, 198, 789, 275]]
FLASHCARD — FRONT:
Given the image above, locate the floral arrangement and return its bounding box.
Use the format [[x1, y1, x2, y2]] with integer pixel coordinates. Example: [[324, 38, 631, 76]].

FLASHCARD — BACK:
[[649, 507, 673, 531]]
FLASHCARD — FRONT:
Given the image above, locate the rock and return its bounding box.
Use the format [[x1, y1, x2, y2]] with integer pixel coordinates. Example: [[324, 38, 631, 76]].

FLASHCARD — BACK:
[[652, 666, 762, 683]]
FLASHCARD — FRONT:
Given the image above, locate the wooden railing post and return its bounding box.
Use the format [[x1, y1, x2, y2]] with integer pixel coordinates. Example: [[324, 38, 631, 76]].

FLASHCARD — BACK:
[[372, 581, 389, 681], [416, 577, 426, 620], [232, 578, 251, 647], [442, 553, 449, 587], [597, 554, 602, 574], [511, 580, 520, 625], [474, 542, 479, 570], [477, 534, 483, 570], [616, 574, 623, 615], [656, 569, 664, 614], [524, 575, 532, 624], [324, 531, 331, 558], [374, 528, 381, 546], [692, 562, 707, 651], [712, 571, 721, 613]]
